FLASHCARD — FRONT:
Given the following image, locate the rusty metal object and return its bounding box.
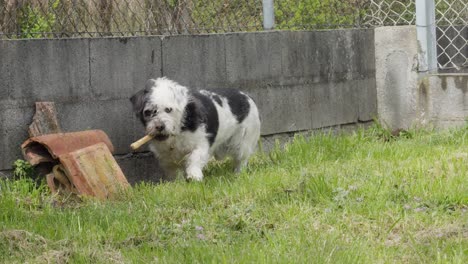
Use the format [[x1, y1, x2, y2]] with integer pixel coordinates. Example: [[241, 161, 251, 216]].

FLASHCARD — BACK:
[[21, 130, 129, 199], [58, 143, 129, 199], [22, 130, 113, 166]]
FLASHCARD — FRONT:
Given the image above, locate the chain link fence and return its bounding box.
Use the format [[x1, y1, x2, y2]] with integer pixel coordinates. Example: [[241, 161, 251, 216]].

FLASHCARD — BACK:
[[363, 0, 415, 26], [435, 0, 467, 70], [0, 0, 402, 38], [0, 0, 266, 38], [0, 0, 466, 70]]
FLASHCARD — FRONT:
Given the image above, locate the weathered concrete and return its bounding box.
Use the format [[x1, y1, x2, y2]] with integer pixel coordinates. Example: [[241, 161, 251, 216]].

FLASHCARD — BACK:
[[56, 99, 138, 155], [0, 39, 90, 102], [418, 74, 468, 128], [375, 26, 420, 129], [225, 30, 376, 135], [249, 84, 313, 134], [90, 37, 162, 100], [115, 152, 163, 184], [310, 80, 361, 129], [162, 34, 227, 89], [0, 30, 377, 182], [358, 78, 378, 121], [375, 25, 468, 130], [225, 31, 283, 85], [0, 104, 34, 170]]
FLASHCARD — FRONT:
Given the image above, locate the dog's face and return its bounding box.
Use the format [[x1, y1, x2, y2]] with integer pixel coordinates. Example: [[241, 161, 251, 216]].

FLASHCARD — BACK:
[[130, 78, 188, 141]]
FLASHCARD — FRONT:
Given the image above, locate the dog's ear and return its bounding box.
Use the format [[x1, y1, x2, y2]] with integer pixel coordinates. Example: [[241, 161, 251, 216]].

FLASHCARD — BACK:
[[131, 79, 156, 113], [145, 79, 157, 91], [130, 79, 158, 125], [130, 89, 149, 125], [130, 89, 147, 113]]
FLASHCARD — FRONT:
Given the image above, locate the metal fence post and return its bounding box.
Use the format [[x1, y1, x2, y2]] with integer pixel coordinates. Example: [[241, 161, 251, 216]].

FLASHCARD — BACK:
[[262, 0, 275, 30], [416, 0, 437, 72]]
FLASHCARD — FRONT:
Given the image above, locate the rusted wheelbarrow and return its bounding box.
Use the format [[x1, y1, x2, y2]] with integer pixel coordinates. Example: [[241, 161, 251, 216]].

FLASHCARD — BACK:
[[21, 130, 129, 199]]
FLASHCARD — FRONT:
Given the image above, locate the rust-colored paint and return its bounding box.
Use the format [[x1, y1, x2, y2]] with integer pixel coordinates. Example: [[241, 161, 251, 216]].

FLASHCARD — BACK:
[[59, 143, 129, 199], [22, 130, 114, 166], [21, 130, 130, 199]]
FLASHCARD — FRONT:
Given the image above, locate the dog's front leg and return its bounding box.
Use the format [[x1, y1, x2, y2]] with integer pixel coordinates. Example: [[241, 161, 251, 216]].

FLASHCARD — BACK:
[[185, 147, 210, 181]]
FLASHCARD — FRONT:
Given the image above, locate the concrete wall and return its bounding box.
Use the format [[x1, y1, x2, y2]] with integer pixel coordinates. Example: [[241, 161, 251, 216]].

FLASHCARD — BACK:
[[0, 30, 377, 183], [375, 26, 468, 130], [419, 74, 468, 128], [375, 26, 420, 129]]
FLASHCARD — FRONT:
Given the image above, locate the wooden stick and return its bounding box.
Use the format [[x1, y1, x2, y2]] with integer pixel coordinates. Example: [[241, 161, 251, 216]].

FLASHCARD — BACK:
[[130, 135, 153, 150]]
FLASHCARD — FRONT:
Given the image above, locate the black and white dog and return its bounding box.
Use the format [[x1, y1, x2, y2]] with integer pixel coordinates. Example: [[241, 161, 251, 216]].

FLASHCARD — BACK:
[[130, 77, 261, 181]]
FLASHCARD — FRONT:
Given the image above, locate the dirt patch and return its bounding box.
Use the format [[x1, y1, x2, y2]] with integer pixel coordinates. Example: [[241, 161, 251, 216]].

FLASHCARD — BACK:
[[29, 250, 71, 264], [416, 225, 468, 242], [0, 229, 48, 255], [89, 249, 125, 264]]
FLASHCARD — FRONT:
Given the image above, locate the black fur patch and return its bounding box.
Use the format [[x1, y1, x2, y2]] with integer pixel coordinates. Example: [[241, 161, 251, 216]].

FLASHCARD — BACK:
[[208, 89, 250, 123], [212, 95, 222, 106], [130, 89, 150, 126], [130, 79, 157, 126], [181, 91, 219, 145]]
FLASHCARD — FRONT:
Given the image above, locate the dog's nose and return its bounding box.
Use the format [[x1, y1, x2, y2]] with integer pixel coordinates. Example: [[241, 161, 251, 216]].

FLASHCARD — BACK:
[[155, 124, 165, 132]]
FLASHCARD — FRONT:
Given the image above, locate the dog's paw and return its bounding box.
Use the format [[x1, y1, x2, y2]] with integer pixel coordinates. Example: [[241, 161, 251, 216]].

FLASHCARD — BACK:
[[186, 167, 204, 182]]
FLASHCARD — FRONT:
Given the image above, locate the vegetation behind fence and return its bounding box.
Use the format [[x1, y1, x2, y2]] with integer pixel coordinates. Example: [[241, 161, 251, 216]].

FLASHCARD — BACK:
[[0, 0, 465, 70], [0, 0, 417, 39]]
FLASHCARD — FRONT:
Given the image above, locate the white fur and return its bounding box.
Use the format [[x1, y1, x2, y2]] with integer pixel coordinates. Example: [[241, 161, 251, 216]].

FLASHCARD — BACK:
[[143, 77, 261, 181]]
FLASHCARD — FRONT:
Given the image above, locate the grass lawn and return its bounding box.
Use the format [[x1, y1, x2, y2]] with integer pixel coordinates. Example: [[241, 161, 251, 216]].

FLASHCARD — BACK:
[[1, 125, 467, 263]]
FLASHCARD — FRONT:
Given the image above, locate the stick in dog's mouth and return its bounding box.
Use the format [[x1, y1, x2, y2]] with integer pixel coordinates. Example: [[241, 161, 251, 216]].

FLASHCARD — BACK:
[[130, 135, 154, 150]]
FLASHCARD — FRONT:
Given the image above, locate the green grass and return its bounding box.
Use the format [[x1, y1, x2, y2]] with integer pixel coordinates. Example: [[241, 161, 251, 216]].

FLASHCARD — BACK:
[[1, 125, 467, 263]]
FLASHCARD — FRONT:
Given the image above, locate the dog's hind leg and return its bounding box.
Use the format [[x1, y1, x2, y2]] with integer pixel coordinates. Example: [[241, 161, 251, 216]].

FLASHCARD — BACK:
[[232, 118, 261, 173], [233, 157, 248, 174], [232, 139, 256, 173]]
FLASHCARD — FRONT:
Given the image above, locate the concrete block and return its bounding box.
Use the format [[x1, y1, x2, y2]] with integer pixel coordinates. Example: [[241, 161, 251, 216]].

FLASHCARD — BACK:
[[56, 99, 137, 155], [357, 78, 378, 122], [226, 32, 282, 86], [419, 74, 468, 128], [0, 170, 12, 179], [280, 31, 323, 80], [162, 34, 226, 89], [0, 43, 8, 98], [0, 29, 380, 174], [310, 81, 359, 129], [0, 105, 34, 170], [375, 26, 419, 129], [246, 84, 313, 135], [0, 39, 90, 101], [90, 37, 162, 99], [239, 30, 375, 134], [280, 30, 375, 83], [350, 29, 376, 79], [115, 153, 164, 185]]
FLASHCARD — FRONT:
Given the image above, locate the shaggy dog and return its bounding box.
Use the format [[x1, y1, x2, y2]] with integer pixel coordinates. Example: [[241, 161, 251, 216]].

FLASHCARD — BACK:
[[130, 77, 261, 181]]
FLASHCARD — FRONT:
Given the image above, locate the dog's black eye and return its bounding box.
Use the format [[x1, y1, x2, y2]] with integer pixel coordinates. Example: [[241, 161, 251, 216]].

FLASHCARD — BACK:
[[143, 110, 152, 117], [165, 107, 172, 113]]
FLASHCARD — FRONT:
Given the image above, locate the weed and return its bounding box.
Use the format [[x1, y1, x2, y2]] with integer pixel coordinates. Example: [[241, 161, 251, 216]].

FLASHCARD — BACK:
[[12, 160, 34, 179]]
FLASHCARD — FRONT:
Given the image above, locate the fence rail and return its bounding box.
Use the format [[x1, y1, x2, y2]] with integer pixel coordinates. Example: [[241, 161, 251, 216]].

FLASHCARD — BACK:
[[0, 0, 466, 70]]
